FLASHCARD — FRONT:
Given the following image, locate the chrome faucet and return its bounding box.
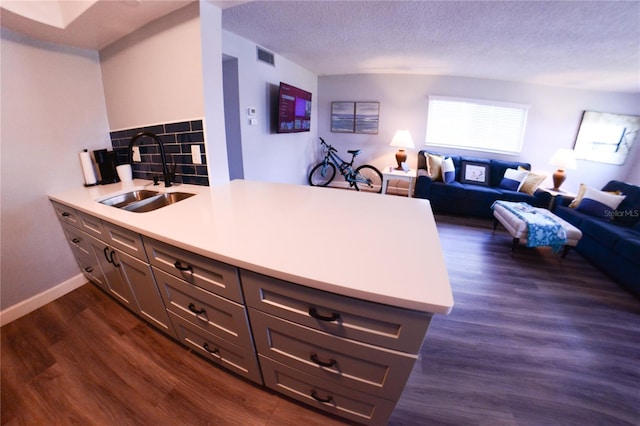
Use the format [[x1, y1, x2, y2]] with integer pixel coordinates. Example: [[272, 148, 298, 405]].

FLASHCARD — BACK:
[[128, 131, 173, 187]]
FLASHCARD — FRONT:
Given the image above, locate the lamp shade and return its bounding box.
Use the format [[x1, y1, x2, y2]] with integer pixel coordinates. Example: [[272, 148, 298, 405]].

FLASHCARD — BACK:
[[390, 130, 415, 149], [549, 148, 577, 170]]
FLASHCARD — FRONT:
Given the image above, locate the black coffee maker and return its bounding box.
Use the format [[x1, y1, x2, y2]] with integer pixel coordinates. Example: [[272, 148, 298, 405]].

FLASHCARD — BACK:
[[93, 149, 120, 184]]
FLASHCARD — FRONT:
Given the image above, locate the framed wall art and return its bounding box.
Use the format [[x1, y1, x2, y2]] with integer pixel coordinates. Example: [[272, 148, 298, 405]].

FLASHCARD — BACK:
[[331, 102, 355, 133], [355, 102, 380, 134], [460, 161, 490, 186], [573, 111, 640, 165], [331, 101, 380, 134]]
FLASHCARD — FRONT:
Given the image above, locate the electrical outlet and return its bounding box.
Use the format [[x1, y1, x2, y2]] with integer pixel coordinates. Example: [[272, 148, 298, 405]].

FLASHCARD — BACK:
[[132, 146, 141, 162], [191, 145, 202, 165]]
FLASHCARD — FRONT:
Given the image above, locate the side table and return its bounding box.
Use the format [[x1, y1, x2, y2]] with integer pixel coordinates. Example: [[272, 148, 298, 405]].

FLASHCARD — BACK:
[[381, 167, 417, 197], [540, 187, 576, 210]]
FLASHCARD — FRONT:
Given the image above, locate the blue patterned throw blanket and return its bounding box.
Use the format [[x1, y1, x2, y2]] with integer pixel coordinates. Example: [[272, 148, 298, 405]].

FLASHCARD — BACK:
[[492, 201, 567, 252]]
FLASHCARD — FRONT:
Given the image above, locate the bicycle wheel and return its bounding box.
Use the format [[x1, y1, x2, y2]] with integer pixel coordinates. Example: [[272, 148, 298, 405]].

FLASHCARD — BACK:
[[308, 162, 336, 186], [353, 165, 383, 193]]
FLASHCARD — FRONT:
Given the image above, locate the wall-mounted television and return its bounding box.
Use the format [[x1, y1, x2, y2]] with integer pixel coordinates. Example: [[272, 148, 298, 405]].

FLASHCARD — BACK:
[[277, 82, 312, 133]]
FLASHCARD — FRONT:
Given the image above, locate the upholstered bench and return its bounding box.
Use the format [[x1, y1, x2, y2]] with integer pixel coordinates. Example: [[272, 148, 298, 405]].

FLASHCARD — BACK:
[[492, 202, 582, 257]]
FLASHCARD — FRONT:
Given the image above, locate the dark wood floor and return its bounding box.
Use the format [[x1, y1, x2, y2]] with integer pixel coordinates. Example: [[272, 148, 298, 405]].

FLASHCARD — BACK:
[[2, 215, 639, 425]]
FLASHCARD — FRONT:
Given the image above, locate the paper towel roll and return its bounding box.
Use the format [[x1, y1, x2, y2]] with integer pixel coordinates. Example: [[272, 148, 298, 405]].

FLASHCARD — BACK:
[[80, 150, 97, 186]]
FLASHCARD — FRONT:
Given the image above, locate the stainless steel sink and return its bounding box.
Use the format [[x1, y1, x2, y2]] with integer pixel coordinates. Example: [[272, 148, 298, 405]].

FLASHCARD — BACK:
[[123, 192, 195, 213], [99, 190, 195, 212], [99, 190, 158, 208]]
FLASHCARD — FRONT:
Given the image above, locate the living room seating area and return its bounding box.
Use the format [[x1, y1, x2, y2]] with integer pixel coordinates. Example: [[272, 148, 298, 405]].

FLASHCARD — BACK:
[[414, 150, 551, 218], [554, 180, 640, 297]]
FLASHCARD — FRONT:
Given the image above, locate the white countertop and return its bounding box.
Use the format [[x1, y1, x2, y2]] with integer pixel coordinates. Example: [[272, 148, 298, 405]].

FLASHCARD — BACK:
[[49, 179, 453, 315]]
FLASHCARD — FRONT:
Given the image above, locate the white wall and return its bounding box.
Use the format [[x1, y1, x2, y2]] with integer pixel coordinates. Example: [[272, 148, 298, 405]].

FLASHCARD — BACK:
[[222, 30, 318, 185], [0, 28, 111, 311], [200, 1, 229, 185], [318, 74, 640, 190], [624, 149, 640, 185], [99, 2, 204, 131]]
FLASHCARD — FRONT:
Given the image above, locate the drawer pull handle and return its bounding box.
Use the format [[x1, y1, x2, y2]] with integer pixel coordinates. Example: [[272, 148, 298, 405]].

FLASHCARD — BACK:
[[309, 307, 340, 322], [310, 353, 337, 368], [174, 261, 193, 273], [72, 238, 81, 244], [84, 267, 93, 273], [188, 303, 206, 315], [109, 250, 120, 268], [311, 390, 334, 404], [61, 212, 71, 217], [203, 343, 219, 355], [103, 246, 112, 264]]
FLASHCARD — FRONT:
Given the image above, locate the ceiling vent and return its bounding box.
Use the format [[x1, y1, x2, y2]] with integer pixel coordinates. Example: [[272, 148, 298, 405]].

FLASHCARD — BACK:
[[256, 47, 275, 66]]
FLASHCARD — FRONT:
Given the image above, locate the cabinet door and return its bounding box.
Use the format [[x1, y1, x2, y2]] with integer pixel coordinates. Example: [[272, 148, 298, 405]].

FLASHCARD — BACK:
[[113, 250, 176, 339], [88, 236, 136, 308]]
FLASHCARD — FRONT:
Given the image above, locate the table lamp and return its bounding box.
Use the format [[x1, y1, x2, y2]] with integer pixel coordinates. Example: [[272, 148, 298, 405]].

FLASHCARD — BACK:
[[390, 130, 415, 170], [549, 148, 577, 191]]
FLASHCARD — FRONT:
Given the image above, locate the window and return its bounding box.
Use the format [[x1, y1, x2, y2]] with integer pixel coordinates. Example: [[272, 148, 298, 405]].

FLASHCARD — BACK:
[[425, 96, 529, 155]]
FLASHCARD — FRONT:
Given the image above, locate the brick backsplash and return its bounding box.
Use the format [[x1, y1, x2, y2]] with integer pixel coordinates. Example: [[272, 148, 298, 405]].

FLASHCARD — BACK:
[[109, 120, 209, 186]]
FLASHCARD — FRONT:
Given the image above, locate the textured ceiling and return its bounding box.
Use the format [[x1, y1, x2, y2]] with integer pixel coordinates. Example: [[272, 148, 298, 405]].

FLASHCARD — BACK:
[[222, 1, 640, 93]]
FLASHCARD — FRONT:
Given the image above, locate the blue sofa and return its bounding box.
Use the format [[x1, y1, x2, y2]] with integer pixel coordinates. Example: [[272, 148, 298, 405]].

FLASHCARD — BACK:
[[414, 150, 551, 218], [554, 180, 640, 297]]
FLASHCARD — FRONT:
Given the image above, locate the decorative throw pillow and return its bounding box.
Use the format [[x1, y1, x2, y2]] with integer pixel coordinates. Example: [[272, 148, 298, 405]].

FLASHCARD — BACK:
[[442, 157, 455, 183], [569, 184, 587, 208], [575, 185, 626, 219], [570, 183, 621, 208], [519, 172, 546, 195], [425, 153, 444, 181], [499, 168, 528, 191]]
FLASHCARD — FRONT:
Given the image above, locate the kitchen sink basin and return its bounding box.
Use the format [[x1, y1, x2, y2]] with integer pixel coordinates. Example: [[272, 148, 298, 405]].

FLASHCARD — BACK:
[[99, 190, 195, 212], [123, 192, 195, 213], [99, 190, 158, 208]]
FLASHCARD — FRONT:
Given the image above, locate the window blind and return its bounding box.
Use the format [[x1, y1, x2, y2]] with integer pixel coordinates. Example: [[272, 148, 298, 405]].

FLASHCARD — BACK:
[[425, 96, 529, 155]]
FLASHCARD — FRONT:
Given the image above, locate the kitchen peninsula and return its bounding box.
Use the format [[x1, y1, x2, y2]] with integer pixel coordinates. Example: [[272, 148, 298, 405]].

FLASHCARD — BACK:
[[49, 179, 453, 425]]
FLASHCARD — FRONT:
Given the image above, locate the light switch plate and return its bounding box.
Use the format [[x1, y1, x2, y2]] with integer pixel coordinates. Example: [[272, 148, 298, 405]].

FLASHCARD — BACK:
[[191, 145, 202, 164]]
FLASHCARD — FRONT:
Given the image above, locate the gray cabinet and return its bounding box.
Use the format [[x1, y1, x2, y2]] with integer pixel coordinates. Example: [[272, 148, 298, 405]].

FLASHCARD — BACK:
[[241, 270, 432, 425], [51, 199, 435, 425], [51, 202, 176, 339], [60, 222, 108, 291], [146, 238, 261, 384]]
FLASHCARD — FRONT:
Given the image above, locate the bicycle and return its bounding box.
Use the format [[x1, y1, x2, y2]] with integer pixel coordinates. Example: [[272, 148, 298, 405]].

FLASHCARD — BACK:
[[308, 137, 383, 193]]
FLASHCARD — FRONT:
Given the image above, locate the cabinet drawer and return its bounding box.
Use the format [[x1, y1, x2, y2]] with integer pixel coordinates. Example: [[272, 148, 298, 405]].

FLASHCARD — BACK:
[[51, 201, 81, 228], [260, 356, 396, 426], [249, 309, 415, 400], [154, 268, 253, 350], [103, 221, 147, 261], [241, 270, 432, 353], [61, 223, 93, 259], [77, 211, 106, 240], [144, 237, 242, 303], [75, 251, 108, 291], [169, 311, 263, 385]]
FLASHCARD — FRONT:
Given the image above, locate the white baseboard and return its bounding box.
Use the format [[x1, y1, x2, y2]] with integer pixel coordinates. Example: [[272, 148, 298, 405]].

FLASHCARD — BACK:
[[0, 273, 87, 327]]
